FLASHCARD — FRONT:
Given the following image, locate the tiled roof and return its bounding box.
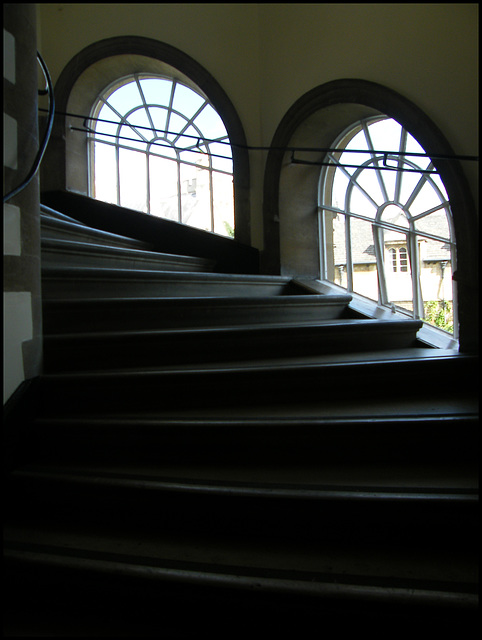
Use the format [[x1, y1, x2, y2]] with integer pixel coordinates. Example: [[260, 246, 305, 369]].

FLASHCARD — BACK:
[[332, 213, 451, 265]]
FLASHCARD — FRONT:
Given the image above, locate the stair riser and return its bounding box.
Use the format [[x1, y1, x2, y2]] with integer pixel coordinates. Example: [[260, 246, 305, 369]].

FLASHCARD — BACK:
[[42, 249, 214, 273], [35, 367, 476, 417], [41, 218, 153, 251], [43, 326, 421, 372], [41, 277, 291, 299], [6, 478, 478, 549], [42, 298, 352, 334], [24, 417, 478, 467]]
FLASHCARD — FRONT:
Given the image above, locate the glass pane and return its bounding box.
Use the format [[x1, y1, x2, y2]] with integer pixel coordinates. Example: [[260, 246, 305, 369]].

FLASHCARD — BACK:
[[384, 230, 413, 314], [419, 238, 454, 333], [350, 217, 378, 301], [404, 131, 431, 171], [340, 130, 371, 174], [193, 104, 227, 140], [94, 103, 120, 141], [368, 118, 402, 157], [119, 148, 147, 212], [414, 208, 451, 241], [398, 170, 426, 209], [149, 155, 179, 221], [119, 123, 146, 151], [180, 163, 211, 231], [126, 107, 152, 138], [167, 112, 189, 142], [330, 167, 349, 209], [139, 78, 173, 108], [172, 83, 205, 120], [92, 142, 117, 205], [407, 179, 443, 216], [353, 165, 385, 208], [179, 148, 206, 166], [107, 81, 141, 115], [148, 107, 168, 137], [381, 203, 409, 231], [347, 181, 378, 218], [209, 141, 232, 173], [175, 125, 201, 149], [213, 172, 234, 236], [149, 139, 175, 158], [375, 159, 397, 202]]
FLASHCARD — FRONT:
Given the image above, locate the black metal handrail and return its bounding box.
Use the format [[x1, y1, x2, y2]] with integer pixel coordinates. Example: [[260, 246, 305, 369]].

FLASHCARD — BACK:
[[3, 52, 55, 204], [39, 107, 478, 169]]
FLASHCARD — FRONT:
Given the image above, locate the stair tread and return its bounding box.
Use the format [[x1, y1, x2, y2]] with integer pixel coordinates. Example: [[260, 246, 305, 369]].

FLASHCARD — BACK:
[[4, 521, 477, 590], [43, 293, 353, 306], [36, 394, 477, 420], [11, 463, 478, 494], [44, 317, 422, 340], [41, 265, 291, 280], [42, 294, 353, 331], [38, 347, 471, 376], [40, 204, 88, 225]]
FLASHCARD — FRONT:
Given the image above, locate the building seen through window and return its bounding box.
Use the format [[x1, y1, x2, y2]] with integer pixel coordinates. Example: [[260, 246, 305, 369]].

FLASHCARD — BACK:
[[88, 73, 235, 237], [318, 116, 456, 335]]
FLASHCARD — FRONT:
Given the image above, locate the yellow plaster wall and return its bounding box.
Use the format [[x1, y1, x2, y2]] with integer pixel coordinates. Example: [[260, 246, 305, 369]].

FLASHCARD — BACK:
[[37, 3, 478, 249]]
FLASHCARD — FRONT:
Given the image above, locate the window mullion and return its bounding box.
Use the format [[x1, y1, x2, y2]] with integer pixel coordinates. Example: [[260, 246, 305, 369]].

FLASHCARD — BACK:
[[403, 163, 434, 210], [176, 153, 182, 223], [408, 231, 423, 319], [374, 225, 388, 305], [394, 127, 407, 203], [362, 121, 389, 202], [146, 150, 151, 215]]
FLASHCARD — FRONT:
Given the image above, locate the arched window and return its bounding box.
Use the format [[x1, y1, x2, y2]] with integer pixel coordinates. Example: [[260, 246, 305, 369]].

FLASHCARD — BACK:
[[41, 37, 251, 244], [264, 80, 477, 352], [318, 116, 456, 336], [88, 73, 234, 236]]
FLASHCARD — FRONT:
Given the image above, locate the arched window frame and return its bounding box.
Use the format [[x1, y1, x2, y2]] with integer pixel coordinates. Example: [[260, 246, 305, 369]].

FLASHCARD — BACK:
[[87, 72, 234, 235], [317, 115, 457, 337]]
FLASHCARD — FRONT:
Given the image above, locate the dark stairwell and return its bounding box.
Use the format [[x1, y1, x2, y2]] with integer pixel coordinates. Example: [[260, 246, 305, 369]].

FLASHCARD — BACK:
[[4, 192, 478, 636]]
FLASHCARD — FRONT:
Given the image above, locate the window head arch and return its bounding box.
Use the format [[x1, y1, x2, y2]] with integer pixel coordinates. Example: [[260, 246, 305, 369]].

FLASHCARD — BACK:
[[319, 115, 456, 337], [89, 72, 234, 236]]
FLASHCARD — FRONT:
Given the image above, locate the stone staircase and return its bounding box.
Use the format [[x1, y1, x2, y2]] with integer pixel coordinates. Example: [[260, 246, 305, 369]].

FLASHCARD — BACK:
[[4, 199, 478, 636]]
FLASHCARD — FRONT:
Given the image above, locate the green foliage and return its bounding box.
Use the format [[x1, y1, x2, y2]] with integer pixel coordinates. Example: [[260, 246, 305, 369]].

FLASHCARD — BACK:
[[424, 300, 453, 333], [223, 221, 235, 238]]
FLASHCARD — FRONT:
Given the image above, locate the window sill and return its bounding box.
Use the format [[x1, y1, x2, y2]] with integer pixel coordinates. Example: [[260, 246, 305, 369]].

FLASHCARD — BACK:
[[293, 278, 459, 351]]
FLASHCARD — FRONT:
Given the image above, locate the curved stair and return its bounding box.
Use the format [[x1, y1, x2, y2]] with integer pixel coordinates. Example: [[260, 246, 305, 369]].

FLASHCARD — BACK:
[[4, 197, 478, 636]]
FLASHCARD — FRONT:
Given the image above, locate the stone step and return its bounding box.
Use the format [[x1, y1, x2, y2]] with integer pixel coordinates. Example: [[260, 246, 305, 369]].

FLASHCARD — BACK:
[[4, 520, 477, 624], [42, 319, 423, 372], [41, 213, 154, 251], [24, 413, 478, 468], [42, 237, 216, 272], [40, 203, 89, 225], [5, 463, 477, 550], [41, 266, 297, 299], [33, 350, 478, 418], [42, 294, 353, 334]]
